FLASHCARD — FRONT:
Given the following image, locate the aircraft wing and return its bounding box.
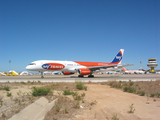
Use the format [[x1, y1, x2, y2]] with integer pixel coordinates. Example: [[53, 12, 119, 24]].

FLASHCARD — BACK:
[[87, 63, 133, 71]]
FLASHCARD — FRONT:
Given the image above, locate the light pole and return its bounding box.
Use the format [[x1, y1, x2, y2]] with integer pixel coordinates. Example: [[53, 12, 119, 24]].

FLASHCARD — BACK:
[[9, 60, 11, 71]]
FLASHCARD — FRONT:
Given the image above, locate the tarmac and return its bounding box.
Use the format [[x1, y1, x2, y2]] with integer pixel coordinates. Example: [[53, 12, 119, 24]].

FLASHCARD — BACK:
[[0, 74, 160, 83]]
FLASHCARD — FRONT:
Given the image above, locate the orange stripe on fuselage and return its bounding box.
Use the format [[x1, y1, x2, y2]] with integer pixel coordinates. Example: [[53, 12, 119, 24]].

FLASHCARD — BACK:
[[74, 61, 117, 67]]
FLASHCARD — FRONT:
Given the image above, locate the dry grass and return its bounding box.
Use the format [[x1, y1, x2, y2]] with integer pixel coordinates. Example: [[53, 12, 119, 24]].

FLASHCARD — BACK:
[[45, 96, 80, 120], [0, 81, 91, 120], [102, 80, 160, 98], [1, 80, 160, 119]]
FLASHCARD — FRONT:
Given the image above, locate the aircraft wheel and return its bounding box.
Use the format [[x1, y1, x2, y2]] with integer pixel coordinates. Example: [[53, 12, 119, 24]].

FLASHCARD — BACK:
[[78, 75, 84, 77], [88, 75, 94, 77]]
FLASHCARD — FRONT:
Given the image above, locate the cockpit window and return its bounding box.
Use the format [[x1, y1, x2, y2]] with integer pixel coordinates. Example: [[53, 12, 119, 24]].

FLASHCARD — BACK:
[[29, 63, 36, 65]]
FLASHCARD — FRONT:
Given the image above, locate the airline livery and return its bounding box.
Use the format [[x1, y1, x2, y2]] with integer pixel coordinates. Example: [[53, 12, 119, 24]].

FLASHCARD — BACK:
[[26, 49, 130, 78]]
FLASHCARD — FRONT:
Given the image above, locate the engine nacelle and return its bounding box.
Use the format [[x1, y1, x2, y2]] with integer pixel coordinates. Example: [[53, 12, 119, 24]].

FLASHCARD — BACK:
[[77, 69, 91, 75], [62, 71, 74, 75]]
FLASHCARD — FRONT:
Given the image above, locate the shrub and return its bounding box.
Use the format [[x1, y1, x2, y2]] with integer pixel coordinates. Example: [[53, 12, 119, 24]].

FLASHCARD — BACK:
[[129, 103, 135, 113], [63, 90, 78, 97], [32, 87, 51, 96], [156, 93, 160, 98], [81, 93, 85, 97], [55, 105, 60, 112], [21, 82, 26, 84], [74, 94, 82, 101], [63, 90, 72, 95], [140, 91, 145, 96], [90, 100, 97, 106], [123, 87, 136, 93], [76, 81, 84, 90], [84, 86, 87, 91], [129, 81, 134, 86], [111, 113, 119, 120], [128, 87, 136, 93], [109, 83, 113, 86], [4, 85, 10, 91], [123, 87, 129, 92], [136, 91, 141, 95], [71, 91, 78, 97], [124, 83, 128, 86], [64, 108, 68, 113], [150, 93, 155, 97], [7, 92, 12, 97], [72, 102, 80, 109]]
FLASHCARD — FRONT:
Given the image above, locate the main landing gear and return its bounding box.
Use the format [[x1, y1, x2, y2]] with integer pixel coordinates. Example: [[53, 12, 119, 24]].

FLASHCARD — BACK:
[[40, 72, 44, 78], [78, 75, 94, 78], [78, 75, 84, 77], [88, 75, 94, 77]]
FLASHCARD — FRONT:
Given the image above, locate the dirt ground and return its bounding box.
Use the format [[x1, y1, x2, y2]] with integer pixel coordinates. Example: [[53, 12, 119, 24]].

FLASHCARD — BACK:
[[0, 82, 160, 120], [74, 84, 160, 120]]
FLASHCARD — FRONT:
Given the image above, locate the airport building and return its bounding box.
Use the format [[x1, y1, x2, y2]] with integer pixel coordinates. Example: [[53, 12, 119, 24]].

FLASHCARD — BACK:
[[147, 58, 158, 73]]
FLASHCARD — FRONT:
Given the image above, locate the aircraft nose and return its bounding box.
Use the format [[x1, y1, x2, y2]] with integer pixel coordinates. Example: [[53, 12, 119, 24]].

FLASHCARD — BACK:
[[26, 65, 31, 70]]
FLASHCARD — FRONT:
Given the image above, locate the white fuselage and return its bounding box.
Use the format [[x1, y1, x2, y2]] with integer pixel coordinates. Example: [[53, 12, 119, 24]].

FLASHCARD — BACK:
[[26, 60, 86, 73]]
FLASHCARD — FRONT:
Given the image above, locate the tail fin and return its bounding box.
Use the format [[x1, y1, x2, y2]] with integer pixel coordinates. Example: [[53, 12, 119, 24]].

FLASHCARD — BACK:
[[111, 49, 124, 64], [123, 67, 127, 71]]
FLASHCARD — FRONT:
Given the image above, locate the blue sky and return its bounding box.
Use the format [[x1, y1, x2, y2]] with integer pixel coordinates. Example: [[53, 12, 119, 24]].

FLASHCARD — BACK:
[[0, 0, 160, 72]]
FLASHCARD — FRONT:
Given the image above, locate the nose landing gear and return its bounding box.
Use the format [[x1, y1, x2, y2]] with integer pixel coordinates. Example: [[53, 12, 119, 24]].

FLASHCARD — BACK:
[[40, 72, 44, 78]]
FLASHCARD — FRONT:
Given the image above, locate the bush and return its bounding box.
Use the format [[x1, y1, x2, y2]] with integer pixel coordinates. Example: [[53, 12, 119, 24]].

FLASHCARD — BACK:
[[129, 103, 135, 113], [140, 91, 145, 96], [21, 82, 26, 84], [4, 85, 10, 91], [72, 91, 78, 97], [55, 105, 60, 112], [129, 81, 134, 86], [32, 87, 51, 96], [72, 102, 80, 109], [110, 83, 122, 89], [84, 86, 87, 91], [111, 113, 119, 120], [74, 94, 82, 101], [123, 87, 129, 92], [128, 87, 136, 93], [7, 92, 12, 97], [63, 90, 79, 98], [63, 90, 72, 95], [76, 81, 86, 90], [123, 87, 136, 93], [76, 81, 84, 90], [136, 91, 141, 95], [156, 93, 160, 98], [109, 83, 113, 86], [150, 93, 155, 97]]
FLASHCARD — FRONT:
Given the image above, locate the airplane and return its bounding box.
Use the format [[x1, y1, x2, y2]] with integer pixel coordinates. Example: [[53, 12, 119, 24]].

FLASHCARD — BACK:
[[9, 70, 19, 76], [26, 49, 132, 78], [122, 67, 145, 74], [20, 71, 32, 76], [0, 72, 6, 76]]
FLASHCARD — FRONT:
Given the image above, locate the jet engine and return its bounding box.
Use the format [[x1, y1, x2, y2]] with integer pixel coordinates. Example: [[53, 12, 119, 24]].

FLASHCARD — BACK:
[[62, 71, 74, 75], [77, 68, 91, 75]]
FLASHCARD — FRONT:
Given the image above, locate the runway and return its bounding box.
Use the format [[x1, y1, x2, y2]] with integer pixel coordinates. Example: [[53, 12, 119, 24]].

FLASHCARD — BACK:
[[0, 74, 160, 83]]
